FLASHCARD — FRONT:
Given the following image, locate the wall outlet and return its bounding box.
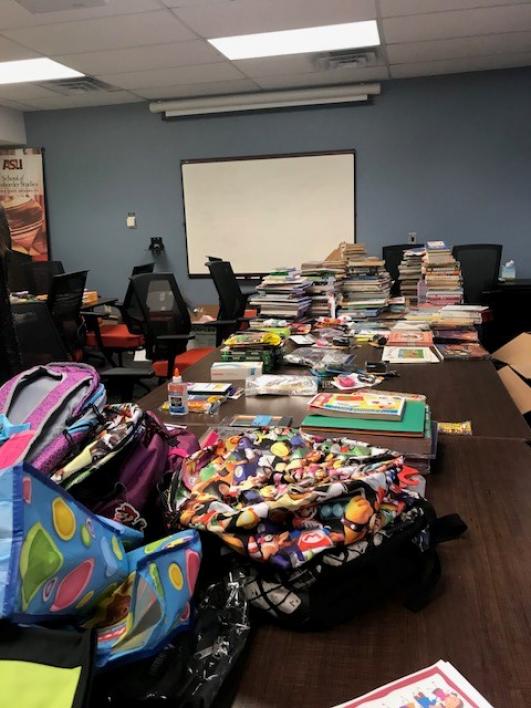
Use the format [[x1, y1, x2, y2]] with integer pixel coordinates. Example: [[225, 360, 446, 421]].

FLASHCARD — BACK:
[[126, 212, 137, 229], [408, 232, 417, 244]]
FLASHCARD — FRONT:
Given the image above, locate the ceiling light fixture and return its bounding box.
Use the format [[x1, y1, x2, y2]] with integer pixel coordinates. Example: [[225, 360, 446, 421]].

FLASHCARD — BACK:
[[208, 21, 380, 61], [0, 58, 83, 85]]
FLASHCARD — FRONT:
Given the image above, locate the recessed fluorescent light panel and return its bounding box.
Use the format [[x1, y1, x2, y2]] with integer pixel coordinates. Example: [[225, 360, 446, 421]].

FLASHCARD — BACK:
[[0, 58, 83, 85], [209, 20, 380, 60]]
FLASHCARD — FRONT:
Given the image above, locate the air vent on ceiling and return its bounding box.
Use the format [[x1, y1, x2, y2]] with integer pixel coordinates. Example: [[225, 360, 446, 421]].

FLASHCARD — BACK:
[[314, 50, 378, 72], [16, 0, 108, 12], [41, 76, 119, 95]]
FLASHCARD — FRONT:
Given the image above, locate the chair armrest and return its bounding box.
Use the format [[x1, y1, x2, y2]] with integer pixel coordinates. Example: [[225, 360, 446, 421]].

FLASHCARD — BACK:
[[157, 334, 195, 342], [194, 319, 238, 328]]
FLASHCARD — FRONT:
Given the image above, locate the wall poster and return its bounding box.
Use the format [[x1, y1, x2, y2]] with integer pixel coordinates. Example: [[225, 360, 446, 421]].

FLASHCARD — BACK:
[[0, 147, 49, 260]]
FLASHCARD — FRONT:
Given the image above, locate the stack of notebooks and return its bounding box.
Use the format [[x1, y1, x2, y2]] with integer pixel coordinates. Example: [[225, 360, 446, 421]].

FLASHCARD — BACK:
[[220, 331, 283, 372], [339, 242, 367, 261], [397, 247, 424, 302], [301, 390, 437, 472], [422, 241, 464, 306], [249, 268, 312, 320], [300, 262, 342, 318], [340, 257, 391, 319]]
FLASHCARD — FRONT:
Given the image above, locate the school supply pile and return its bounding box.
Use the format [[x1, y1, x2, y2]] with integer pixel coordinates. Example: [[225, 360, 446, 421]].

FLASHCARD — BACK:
[[421, 241, 464, 306], [340, 256, 391, 319], [300, 261, 342, 318], [221, 331, 283, 372], [397, 246, 425, 302], [301, 390, 436, 471], [249, 267, 312, 319], [173, 427, 463, 629], [245, 374, 318, 396], [332, 660, 493, 708]]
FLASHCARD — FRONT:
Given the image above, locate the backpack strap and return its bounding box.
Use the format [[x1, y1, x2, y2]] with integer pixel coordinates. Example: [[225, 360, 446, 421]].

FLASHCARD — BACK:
[[430, 514, 468, 545], [403, 548, 441, 613]]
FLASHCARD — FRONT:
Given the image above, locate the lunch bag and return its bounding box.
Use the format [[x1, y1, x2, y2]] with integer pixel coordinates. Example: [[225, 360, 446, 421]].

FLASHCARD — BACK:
[[0, 363, 106, 474]]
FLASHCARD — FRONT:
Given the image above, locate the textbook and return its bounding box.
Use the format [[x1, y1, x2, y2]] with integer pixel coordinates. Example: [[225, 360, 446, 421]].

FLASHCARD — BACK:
[[302, 399, 426, 437], [436, 344, 490, 360], [386, 330, 434, 346], [382, 346, 442, 364], [331, 659, 494, 707], [309, 392, 406, 421]]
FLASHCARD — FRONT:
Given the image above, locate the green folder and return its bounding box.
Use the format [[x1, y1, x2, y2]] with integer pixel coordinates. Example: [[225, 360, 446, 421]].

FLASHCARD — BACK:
[[302, 400, 427, 437]]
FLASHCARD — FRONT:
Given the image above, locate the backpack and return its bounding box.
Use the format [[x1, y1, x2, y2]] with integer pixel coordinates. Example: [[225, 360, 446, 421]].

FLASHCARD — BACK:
[[0, 363, 106, 474], [58, 408, 200, 537], [242, 503, 467, 629]]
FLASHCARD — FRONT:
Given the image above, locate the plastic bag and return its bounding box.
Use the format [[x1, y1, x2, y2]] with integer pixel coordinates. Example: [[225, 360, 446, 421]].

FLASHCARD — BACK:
[[245, 374, 318, 396], [91, 568, 251, 708], [283, 347, 354, 369]]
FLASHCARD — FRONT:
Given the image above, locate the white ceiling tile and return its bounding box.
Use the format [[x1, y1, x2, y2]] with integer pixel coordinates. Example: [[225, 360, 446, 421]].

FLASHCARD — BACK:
[[173, 0, 377, 38], [380, 0, 522, 18], [0, 83, 60, 100], [390, 51, 531, 78], [136, 77, 259, 99], [161, 0, 228, 6], [387, 31, 531, 64], [99, 62, 244, 89], [0, 35, 41, 60], [3, 10, 196, 55], [55, 40, 221, 75], [255, 65, 389, 89], [383, 5, 531, 44], [22, 90, 144, 110], [236, 53, 385, 79], [0, 0, 163, 29]]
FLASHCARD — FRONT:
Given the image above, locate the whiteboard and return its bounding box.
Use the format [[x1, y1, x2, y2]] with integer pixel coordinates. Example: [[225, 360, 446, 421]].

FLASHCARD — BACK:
[[181, 152, 355, 276]]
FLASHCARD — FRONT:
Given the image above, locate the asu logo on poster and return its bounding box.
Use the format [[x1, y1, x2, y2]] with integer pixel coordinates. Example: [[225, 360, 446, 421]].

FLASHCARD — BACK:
[[2, 159, 23, 170]]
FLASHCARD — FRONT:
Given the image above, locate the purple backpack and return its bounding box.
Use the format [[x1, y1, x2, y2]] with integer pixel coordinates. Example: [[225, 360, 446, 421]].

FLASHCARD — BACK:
[[63, 410, 200, 535], [0, 363, 106, 474]]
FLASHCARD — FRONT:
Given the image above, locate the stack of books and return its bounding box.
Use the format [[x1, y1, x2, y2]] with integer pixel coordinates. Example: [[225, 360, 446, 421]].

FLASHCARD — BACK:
[[339, 242, 367, 261], [249, 268, 312, 320], [397, 247, 424, 302], [301, 390, 436, 472], [422, 241, 464, 306], [340, 257, 391, 319], [300, 262, 342, 318], [220, 331, 283, 373]]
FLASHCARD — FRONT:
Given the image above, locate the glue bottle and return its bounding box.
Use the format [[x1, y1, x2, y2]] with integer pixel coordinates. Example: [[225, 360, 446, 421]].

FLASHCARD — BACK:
[[168, 369, 189, 416]]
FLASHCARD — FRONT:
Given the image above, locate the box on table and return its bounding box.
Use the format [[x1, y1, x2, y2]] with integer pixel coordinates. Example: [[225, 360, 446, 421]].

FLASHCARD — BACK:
[[211, 361, 263, 381]]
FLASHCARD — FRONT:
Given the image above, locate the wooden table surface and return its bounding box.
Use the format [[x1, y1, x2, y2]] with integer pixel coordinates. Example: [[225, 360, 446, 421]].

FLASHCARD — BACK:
[[232, 437, 531, 708], [139, 345, 530, 440]]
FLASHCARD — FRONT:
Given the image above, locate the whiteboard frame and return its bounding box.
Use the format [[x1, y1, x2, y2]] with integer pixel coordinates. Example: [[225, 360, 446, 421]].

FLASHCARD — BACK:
[[180, 149, 357, 278]]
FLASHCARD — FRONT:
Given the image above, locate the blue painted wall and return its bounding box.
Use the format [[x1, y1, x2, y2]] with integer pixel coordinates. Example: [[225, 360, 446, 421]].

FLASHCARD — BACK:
[[25, 67, 531, 305]]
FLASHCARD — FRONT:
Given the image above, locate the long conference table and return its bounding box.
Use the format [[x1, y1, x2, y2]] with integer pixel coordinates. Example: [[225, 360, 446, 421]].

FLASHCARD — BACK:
[[138, 345, 531, 707]]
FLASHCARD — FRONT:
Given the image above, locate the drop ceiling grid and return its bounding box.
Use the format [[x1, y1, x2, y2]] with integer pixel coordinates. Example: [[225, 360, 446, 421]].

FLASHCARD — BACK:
[[0, 0, 527, 109]]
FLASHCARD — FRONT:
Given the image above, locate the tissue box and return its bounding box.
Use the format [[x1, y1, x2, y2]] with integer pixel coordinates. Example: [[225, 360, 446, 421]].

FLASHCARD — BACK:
[[211, 361, 263, 381]]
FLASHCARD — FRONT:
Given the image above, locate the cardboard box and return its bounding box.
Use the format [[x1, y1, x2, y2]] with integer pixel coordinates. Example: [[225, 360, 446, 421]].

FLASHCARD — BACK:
[[492, 333, 531, 380], [498, 366, 531, 417], [211, 361, 263, 381]]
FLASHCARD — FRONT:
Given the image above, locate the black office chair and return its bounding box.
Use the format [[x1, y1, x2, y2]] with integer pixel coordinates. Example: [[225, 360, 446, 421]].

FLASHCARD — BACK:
[[130, 272, 217, 379], [382, 244, 425, 296], [24, 260, 64, 296], [47, 270, 88, 359], [13, 300, 153, 401], [131, 263, 155, 276], [6, 250, 32, 292], [206, 260, 252, 344], [452, 244, 502, 304]]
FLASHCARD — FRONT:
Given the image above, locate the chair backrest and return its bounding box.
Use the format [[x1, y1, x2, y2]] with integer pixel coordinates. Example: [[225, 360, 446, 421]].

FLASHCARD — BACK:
[[131, 263, 155, 276], [24, 260, 65, 295], [12, 301, 70, 368], [130, 273, 192, 358], [382, 243, 423, 281], [47, 270, 88, 356], [6, 250, 32, 292], [207, 260, 247, 320], [452, 244, 502, 304], [206, 255, 223, 262]]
